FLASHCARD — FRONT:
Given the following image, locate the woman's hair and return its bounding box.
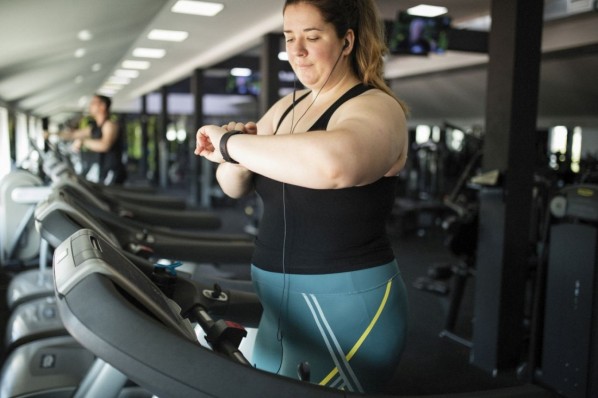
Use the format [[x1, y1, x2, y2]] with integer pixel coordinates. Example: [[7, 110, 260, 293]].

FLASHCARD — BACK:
[[283, 0, 408, 113], [93, 94, 112, 111]]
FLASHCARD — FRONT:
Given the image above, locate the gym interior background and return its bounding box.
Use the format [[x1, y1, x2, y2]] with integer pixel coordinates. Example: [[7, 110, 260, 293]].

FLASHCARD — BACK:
[[1, 0, 598, 397]]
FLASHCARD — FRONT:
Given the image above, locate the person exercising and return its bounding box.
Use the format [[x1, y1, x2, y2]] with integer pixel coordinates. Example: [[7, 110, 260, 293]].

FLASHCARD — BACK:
[[69, 94, 126, 185], [195, 0, 409, 392]]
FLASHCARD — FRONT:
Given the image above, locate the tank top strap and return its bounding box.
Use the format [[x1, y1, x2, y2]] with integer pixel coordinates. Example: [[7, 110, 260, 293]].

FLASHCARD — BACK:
[[274, 90, 312, 135], [309, 83, 372, 131]]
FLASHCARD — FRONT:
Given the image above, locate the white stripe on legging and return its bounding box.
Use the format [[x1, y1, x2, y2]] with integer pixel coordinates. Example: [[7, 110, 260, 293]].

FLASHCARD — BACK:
[[301, 293, 363, 393], [310, 294, 363, 393]]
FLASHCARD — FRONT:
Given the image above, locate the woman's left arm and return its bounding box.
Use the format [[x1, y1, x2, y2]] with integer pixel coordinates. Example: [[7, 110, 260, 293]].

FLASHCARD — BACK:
[[198, 91, 407, 189]]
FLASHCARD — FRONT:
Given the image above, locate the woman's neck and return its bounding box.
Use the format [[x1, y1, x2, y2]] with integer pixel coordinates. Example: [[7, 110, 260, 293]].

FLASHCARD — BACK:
[[94, 114, 108, 126], [307, 72, 361, 102]]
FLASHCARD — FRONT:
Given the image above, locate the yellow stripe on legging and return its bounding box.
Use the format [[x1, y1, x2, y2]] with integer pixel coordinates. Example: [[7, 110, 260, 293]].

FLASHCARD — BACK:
[[319, 279, 393, 386]]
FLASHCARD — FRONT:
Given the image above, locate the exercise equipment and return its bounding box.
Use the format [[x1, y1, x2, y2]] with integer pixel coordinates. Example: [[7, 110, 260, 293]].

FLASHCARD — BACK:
[[5, 177, 255, 333], [410, 148, 482, 347], [6, 269, 54, 312], [51, 228, 355, 397], [34, 187, 254, 266], [49, 228, 559, 398], [0, 170, 46, 267], [0, 168, 55, 315], [531, 185, 598, 398], [1, 228, 261, 398], [43, 155, 221, 230], [4, 295, 64, 351], [4, 184, 255, 366], [0, 335, 95, 398]]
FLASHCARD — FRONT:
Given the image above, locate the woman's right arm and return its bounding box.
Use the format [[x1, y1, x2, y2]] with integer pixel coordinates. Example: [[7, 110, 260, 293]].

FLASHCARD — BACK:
[[214, 121, 257, 198], [211, 94, 290, 198]]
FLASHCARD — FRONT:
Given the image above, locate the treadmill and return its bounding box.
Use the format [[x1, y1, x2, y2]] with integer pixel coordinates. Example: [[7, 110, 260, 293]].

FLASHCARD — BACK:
[[52, 229, 363, 398], [34, 186, 255, 268]]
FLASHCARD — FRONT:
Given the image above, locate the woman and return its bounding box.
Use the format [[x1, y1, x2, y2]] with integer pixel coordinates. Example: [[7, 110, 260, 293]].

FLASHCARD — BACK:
[[196, 0, 408, 392], [69, 94, 127, 185]]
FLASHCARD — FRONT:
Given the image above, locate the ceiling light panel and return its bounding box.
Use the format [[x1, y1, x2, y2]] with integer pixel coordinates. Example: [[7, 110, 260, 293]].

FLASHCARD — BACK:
[[101, 83, 125, 91], [107, 76, 131, 85], [132, 47, 166, 58], [407, 5, 448, 17], [114, 69, 140, 79], [171, 0, 224, 16], [230, 68, 251, 77], [77, 30, 93, 41], [148, 29, 189, 42], [122, 60, 151, 70], [98, 87, 118, 96]]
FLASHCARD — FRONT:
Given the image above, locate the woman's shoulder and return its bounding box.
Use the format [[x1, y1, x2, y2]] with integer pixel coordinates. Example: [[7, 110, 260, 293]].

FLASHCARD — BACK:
[[332, 86, 406, 126], [102, 119, 120, 132], [354, 87, 402, 110]]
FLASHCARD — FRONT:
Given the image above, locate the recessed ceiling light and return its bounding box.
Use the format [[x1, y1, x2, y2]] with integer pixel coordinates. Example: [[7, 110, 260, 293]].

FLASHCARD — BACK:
[[91, 63, 102, 72], [407, 4, 448, 17], [77, 30, 93, 41], [101, 83, 125, 91], [230, 68, 251, 77], [107, 76, 131, 85], [204, 69, 230, 78], [454, 15, 491, 31], [98, 87, 118, 96], [74, 48, 86, 58], [114, 69, 140, 79], [132, 47, 166, 58], [74, 75, 83, 84], [171, 0, 224, 16], [122, 60, 151, 70], [148, 29, 189, 42], [278, 51, 288, 61]]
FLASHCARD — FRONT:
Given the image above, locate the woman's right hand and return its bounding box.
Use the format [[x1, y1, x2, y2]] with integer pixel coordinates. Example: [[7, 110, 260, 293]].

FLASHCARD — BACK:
[[194, 121, 257, 164]]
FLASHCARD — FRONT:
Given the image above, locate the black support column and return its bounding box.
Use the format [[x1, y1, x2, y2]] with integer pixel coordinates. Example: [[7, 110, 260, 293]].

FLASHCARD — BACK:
[[158, 85, 169, 188], [471, 0, 544, 373], [189, 68, 205, 207], [140, 94, 149, 180], [260, 33, 283, 115]]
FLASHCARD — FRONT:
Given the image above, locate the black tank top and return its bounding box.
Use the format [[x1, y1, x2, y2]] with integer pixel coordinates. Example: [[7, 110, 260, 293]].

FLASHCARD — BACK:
[[92, 119, 126, 184], [252, 84, 397, 274]]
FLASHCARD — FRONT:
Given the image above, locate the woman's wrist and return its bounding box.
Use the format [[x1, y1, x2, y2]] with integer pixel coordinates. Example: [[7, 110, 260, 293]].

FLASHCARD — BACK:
[[219, 130, 244, 163]]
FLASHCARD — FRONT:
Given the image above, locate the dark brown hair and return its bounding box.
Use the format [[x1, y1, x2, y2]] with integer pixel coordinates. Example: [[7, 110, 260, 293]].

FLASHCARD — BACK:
[[93, 94, 112, 111], [283, 0, 408, 113]]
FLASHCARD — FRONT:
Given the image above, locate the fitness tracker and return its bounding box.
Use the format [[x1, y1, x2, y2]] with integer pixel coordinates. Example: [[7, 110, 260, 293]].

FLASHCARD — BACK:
[[219, 130, 243, 164]]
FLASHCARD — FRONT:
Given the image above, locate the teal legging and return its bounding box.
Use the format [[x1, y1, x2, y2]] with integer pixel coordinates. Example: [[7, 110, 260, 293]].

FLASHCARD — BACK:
[[250, 260, 408, 393]]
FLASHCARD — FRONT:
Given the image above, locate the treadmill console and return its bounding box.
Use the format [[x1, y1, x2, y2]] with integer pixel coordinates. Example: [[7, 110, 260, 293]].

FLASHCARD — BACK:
[[53, 229, 196, 341], [550, 185, 598, 222]]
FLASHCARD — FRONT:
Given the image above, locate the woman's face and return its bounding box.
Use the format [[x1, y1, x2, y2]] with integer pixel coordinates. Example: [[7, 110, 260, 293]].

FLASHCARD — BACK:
[[88, 96, 103, 117], [283, 3, 344, 89]]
